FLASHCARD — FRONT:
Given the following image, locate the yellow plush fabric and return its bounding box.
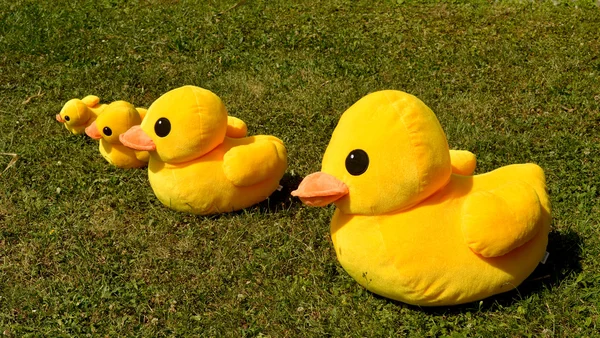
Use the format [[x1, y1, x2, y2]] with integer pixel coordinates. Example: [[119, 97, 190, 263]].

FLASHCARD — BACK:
[[119, 85, 287, 215], [320, 91, 452, 215], [291, 90, 551, 306], [449, 149, 477, 176], [226, 116, 248, 138], [85, 101, 149, 169], [56, 95, 107, 135]]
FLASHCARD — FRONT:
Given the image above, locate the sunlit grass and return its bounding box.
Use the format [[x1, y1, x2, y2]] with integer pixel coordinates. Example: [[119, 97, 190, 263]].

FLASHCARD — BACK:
[[1, 0, 599, 336]]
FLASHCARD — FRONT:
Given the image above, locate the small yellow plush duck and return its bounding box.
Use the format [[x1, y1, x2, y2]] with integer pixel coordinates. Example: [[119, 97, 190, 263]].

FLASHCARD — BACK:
[[56, 95, 107, 134], [292, 90, 551, 306], [119, 85, 287, 215], [84, 101, 150, 168]]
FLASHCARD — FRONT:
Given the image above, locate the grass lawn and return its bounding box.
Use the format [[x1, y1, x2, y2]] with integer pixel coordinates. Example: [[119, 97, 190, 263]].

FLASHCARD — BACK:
[[1, 0, 599, 336]]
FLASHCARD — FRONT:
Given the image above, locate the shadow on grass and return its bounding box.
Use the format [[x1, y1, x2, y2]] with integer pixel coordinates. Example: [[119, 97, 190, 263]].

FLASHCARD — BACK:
[[218, 172, 305, 216], [254, 172, 305, 213], [379, 229, 583, 314]]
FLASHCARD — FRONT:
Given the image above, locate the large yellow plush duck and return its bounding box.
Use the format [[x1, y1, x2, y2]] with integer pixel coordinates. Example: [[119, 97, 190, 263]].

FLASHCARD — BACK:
[[292, 90, 551, 306], [56, 95, 107, 134], [84, 101, 150, 168], [119, 85, 287, 215]]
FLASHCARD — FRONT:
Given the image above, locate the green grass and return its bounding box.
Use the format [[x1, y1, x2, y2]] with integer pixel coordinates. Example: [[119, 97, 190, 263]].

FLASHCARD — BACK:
[[1, 0, 599, 336]]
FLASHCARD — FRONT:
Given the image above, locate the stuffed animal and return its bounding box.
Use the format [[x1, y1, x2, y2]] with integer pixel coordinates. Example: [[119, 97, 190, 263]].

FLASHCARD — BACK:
[[56, 95, 107, 134], [119, 85, 287, 215], [85, 101, 150, 168], [291, 90, 551, 306]]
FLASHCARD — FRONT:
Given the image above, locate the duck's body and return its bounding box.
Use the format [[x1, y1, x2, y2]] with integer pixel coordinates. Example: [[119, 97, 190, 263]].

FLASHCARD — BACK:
[[292, 90, 551, 306], [331, 164, 549, 306], [120, 85, 287, 215], [56, 95, 107, 134], [85, 101, 149, 168], [148, 135, 286, 214], [97, 142, 149, 168]]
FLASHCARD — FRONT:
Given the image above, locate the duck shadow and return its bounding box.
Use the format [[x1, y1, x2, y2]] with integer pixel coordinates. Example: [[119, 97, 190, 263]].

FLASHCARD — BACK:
[[253, 172, 304, 213], [380, 229, 583, 314], [223, 172, 305, 216]]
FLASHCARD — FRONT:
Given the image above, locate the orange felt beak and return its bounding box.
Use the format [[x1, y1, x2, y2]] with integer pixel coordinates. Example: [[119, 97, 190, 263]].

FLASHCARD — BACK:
[[119, 125, 156, 151], [84, 121, 102, 140], [56, 114, 65, 123], [291, 172, 349, 207]]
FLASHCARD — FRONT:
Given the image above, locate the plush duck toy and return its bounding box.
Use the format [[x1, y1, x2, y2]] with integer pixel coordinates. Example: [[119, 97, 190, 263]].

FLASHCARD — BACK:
[[119, 85, 287, 215], [84, 101, 150, 168], [56, 95, 107, 135], [291, 90, 551, 306]]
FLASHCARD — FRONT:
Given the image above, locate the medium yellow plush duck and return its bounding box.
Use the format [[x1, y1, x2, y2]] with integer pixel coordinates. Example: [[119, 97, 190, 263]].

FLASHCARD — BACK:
[[84, 101, 150, 168], [119, 85, 287, 215], [56, 95, 107, 134], [292, 90, 551, 306]]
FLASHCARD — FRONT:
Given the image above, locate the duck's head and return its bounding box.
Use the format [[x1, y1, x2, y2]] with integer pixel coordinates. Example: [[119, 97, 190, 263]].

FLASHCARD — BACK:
[[85, 101, 142, 144], [56, 99, 92, 128], [292, 90, 452, 215], [119, 86, 228, 164]]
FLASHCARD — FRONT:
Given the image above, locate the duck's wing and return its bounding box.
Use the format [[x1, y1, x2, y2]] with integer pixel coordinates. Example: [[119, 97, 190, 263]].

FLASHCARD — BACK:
[[222, 138, 287, 187], [226, 116, 248, 138], [450, 150, 476, 176], [461, 180, 543, 258], [134, 150, 150, 163], [136, 108, 148, 121], [81, 95, 101, 107]]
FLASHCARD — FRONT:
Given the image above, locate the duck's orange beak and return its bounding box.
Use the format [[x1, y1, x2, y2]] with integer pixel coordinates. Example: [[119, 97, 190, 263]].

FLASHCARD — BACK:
[[291, 172, 349, 207], [84, 121, 102, 140], [56, 114, 65, 123], [119, 125, 156, 151]]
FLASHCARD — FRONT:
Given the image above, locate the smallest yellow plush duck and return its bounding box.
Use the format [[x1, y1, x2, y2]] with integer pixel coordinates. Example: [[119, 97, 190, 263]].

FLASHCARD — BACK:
[[56, 95, 107, 135], [119, 85, 287, 215], [85, 101, 150, 169]]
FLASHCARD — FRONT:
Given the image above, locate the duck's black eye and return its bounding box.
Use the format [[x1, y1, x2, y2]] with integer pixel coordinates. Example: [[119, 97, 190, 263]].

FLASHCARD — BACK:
[[154, 117, 171, 137], [64, 116, 70, 121], [345, 149, 369, 176], [103, 127, 112, 136]]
